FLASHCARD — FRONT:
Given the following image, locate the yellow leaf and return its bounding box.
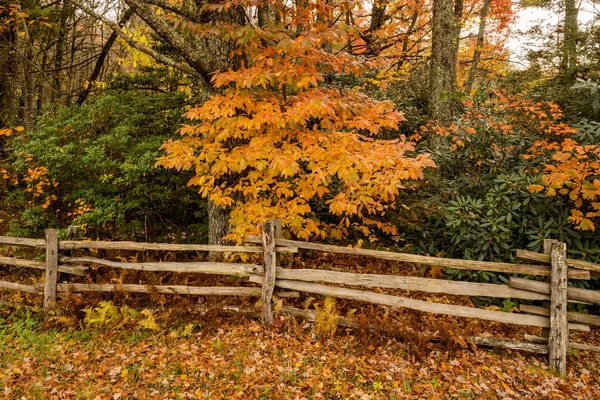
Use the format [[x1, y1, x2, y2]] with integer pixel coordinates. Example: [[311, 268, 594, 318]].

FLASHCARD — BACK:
[[578, 218, 595, 231], [528, 184, 544, 193]]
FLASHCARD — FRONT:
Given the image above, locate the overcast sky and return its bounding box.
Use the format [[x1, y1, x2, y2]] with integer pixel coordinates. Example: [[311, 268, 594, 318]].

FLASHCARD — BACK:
[[507, 0, 599, 66]]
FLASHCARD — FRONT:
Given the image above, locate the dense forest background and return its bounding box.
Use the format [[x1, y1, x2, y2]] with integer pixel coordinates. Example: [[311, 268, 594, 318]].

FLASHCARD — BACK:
[[1, 0, 599, 269]]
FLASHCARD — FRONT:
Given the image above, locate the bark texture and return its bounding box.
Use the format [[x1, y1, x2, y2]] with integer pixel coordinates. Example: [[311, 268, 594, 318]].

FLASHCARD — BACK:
[[208, 200, 230, 246], [450, 0, 464, 89], [562, 0, 578, 72], [52, 0, 70, 102], [428, 0, 455, 126]]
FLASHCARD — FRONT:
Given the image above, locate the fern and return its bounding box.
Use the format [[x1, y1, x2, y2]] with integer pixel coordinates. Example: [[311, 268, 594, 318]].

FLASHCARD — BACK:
[[314, 297, 338, 338], [179, 323, 195, 337], [82, 301, 140, 331], [138, 309, 160, 331], [346, 308, 357, 322], [83, 301, 120, 329], [9, 291, 24, 305], [116, 305, 140, 330], [303, 296, 315, 310]]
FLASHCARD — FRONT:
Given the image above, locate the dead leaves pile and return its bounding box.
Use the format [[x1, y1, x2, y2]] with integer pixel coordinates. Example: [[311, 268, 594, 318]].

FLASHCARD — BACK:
[[1, 309, 600, 400]]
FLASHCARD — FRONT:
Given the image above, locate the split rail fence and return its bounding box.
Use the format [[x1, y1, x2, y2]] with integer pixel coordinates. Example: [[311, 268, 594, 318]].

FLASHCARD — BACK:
[[1, 220, 600, 375]]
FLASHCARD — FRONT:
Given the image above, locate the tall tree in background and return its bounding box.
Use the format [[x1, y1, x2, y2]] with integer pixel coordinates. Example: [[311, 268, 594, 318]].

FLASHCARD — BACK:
[[76, 8, 134, 105], [1, 0, 129, 126], [0, 1, 16, 128], [561, 0, 578, 72], [450, 0, 463, 89], [52, 0, 70, 101], [464, 0, 491, 95], [429, 0, 455, 126]]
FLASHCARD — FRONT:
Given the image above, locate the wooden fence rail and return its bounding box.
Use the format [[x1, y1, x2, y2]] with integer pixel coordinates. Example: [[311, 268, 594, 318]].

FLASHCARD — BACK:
[[0, 280, 38, 294], [50, 283, 262, 297], [519, 304, 600, 326], [0, 235, 297, 253], [0, 255, 85, 276], [246, 236, 591, 279], [61, 257, 260, 276], [509, 277, 600, 304], [516, 249, 600, 273], [258, 267, 550, 300], [2, 220, 600, 375], [0, 236, 45, 248], [247, 274, 589, 331]]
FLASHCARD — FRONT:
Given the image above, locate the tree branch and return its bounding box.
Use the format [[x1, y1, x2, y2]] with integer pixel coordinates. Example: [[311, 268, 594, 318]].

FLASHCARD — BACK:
[[122, 0, 212, 83], [76, 8, 135, 105], [69, 0, 205, 82]]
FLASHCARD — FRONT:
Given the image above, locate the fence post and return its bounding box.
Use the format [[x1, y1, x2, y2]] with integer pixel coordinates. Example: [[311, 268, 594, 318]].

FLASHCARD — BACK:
[[43, 229, 59, 314], [261, 219, 281, 325], [549, 241, 568, 376], [542, 239, 558, 338]]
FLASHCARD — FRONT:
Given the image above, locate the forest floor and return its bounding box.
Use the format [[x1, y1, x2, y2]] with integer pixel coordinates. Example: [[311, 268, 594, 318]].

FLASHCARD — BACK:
[[1, 303, 600, 400], [2, 253, 600, 399]]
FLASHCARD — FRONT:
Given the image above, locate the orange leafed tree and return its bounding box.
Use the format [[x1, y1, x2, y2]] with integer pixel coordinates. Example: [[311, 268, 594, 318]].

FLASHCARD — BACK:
[[157, 1, 435, 242]]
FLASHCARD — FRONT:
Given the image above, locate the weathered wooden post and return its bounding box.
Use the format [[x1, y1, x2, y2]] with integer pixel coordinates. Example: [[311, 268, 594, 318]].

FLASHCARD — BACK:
[[43, 229, 59, 315], [541, 238, 558, 339], [261, 219, 281, 325], [549, 241, 568, 376]]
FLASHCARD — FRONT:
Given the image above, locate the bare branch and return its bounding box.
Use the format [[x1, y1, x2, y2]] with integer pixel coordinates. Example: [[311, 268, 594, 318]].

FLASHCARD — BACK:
[[69, 0, 205, 81], [122, 0, 213, 83]]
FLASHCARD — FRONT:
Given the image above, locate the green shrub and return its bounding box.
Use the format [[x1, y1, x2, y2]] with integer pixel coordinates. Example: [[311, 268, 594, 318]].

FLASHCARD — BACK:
[[398, 90, 600, 289], [5, 91, 207, 240]]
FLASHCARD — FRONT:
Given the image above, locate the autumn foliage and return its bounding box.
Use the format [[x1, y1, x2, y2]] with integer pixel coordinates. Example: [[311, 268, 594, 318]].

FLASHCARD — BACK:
[[529, 139, 600, 232], [433, 90, 600, 233], [158, 2, 435, 242]]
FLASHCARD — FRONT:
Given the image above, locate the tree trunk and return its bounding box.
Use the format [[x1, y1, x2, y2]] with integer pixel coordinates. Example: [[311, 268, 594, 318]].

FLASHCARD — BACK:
[[208, 199, 230, 246], [0, 17, 16, 129], [22, 47, 37, 129], [428, 0, 455, 127], [53, 0, 70, 103], [464, 0, 491, 95], [257, 4, 270, 28], [398, 1, 420, 68], [561, 0, 578, 72], [370, 0, 387, 32], [450, 0, 464, 89]]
